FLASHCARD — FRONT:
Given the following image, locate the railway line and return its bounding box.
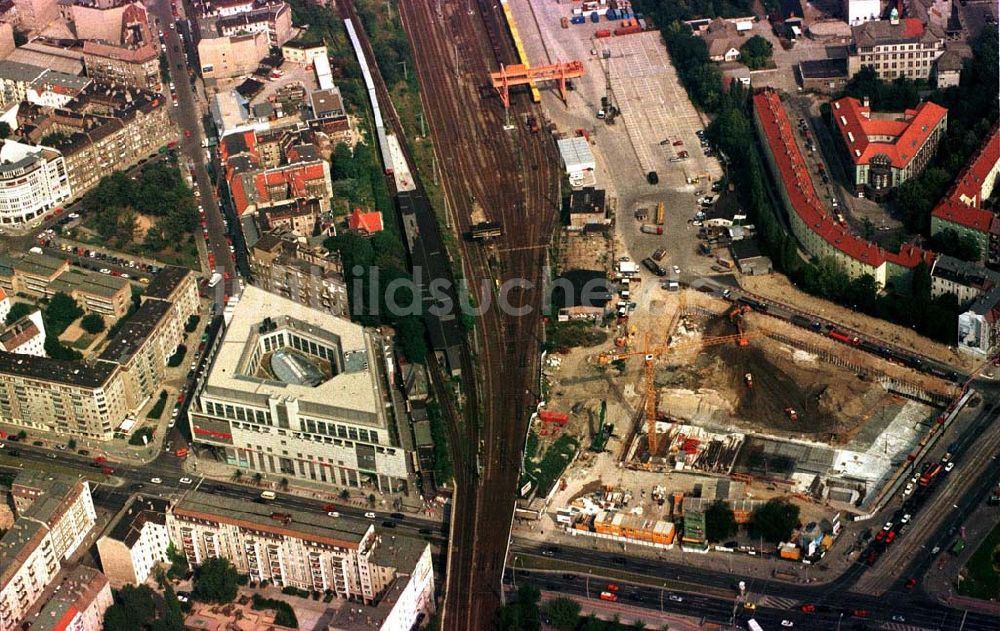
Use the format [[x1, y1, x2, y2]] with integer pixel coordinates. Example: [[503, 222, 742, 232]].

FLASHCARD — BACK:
[[398, 1, 558, 628]]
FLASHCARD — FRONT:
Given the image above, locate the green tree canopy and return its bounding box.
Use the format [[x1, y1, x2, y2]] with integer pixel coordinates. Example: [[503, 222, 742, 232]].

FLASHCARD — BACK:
[[5, 302, 33, 325], [192, 557, 239, 603], [545, 597, 582, 631], [103, 585, 156, 631], [748, 498, 801, 544], [44, 292, 83, 335], [498, 584, 541, 631], [80, 313, 106, 334], [705, 500, 738, 542], [740, 35, 773, 70], [0, 122, 10, 139], [928, 228, 982, 262]]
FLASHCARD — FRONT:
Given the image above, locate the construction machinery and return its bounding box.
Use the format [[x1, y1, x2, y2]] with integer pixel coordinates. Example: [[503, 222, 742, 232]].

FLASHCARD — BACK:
[[597, 52, 620, 124], [489, 61, 584, 111], [598, 332, 759, 456], [729, 304, 752, 347]]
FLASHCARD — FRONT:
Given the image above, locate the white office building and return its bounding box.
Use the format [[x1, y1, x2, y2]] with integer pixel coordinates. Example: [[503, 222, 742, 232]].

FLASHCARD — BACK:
[[0, 140, 71, 227], [189, 285, 414, 493]]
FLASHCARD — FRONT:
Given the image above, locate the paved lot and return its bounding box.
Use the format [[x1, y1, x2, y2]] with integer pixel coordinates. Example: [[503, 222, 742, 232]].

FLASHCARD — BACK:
[[509, 0, 728, 287]]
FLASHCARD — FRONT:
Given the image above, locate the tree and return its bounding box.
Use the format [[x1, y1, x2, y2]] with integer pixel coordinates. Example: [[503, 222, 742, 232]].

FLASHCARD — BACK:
[[253, 472, 263, 485], [0, 122, 10, 139], [192, 557, 239, 603], [544, 597, 581, 631], [67, 439, 77, 450], [395, 316, 427, 363], [44, 292, 83, 335], [231, 469, 243, 482], [80, 313, 106, 334], [748, 498, 801, 544], [5, 302, 33, 325], [104, 585, 157, 631], [740, 35, 773, 70], [705, 500, 738, 542], [166, 542, 190, 579], [44, 337, 82, 360], [498, 584, 541, 631], [12, 30, 26, 47], [279, 477, 289, 490]]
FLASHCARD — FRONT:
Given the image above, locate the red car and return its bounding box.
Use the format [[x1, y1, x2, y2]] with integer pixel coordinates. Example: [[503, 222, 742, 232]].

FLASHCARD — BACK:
[[101, 466, 114, 475], [184, 130, 192, 138], [853, 610, 870, 618], [606, 584, 619, 592], [599, 592, 617, 602], [865, 551, 878, 565], [885, 531, 897, 544], [905, 577, 918, 589], [800, 604, 816, 613], [323, 503, 337, 512], [875, 530, 886, 542]]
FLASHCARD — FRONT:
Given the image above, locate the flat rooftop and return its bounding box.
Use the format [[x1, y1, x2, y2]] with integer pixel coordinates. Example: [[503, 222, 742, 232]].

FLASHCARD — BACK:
[[143, 266, 192, 300], [0, 351, 117, 388], [98, 298, 172, 364], [105, 495, 170, 548], [204, 285, 383, 422], [172, 490, 373, 549], [50, 267, 129, 298]]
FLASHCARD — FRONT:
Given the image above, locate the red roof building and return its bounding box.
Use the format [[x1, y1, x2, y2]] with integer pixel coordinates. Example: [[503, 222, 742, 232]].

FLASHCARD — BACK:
[[753, 89, 935, 288], [832, 96, 948, 199], [348, 208, 384, 235], [930, 125, 1000, 264]]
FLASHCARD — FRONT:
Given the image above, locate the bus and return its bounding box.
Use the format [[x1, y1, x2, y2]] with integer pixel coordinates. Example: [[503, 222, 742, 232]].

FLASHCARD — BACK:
[[260, 490, 276, 501]]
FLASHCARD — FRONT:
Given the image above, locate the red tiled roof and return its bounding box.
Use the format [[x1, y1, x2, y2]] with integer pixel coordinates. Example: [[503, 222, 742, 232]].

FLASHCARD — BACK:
[[832, 96, 948, 168], [930, 125, 1000, 231], [754, 89, 934, 270], [348, 208, 384, 234], [902, 17, 925, 38], [230, 175, 250, 215]]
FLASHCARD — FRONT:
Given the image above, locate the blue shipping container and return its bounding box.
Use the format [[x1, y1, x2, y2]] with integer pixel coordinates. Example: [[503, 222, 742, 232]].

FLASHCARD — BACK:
[[590, 11, 599, 22], [570, 15, 585, 24]]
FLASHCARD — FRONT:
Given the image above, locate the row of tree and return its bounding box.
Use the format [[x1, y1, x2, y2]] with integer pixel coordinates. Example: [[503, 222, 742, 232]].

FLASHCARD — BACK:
[[705, 498, 801, 544], [500, 585, 670, 631]]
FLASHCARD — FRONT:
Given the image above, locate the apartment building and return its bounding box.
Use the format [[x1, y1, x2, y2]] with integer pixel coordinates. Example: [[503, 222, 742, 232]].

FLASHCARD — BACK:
[[98, 299, 181, 410], [0, 472, 96, 631], [16, 82, 172, 200], [189, 286, 412, 493], [0, 139, 71, 227], [281, 40, 327, 63], [212, 3, 292, 47], [141, 266, 200, 327], [753, 88, 936, 288], [192, 0, 255, 18], [96, 496, 171, 588], [229, 153, 332, 217], [11, 0, 59, 32], [930, 125, 1000, 265], [0, 310, 46, 356], [0, 252, 131, 318], [831, 96, 948, 200], [847, 13, 945, 81], [166, 492, 433, 611], [0, 61, 46, 108], [0, 352, 128, 439], [31, 566, 112, 631], [249, 231, 348, 316], [197, 30, 269, 81]]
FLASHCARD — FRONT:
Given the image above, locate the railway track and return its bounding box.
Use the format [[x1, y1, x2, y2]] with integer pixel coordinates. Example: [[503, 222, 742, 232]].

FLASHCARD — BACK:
[[398, 1, 558, 628]]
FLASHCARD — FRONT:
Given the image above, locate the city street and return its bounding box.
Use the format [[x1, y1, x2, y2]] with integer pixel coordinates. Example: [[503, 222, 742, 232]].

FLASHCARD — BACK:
[[148, 0, 236, 304]]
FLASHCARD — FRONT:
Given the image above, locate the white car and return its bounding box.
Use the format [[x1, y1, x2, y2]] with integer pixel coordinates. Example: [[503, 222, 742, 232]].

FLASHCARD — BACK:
[[167, 419, 175, 429], [150, 477, 163, 484], [900, 513, 912, 524], [903, 483, 915, 496], [892, 615, 905, 623], [327, 511, 340, 518], [364, 512, 376, 519], [882, 521, 893, 531], [781, 621, 794, 628], [100, 268, 111, 274], [668, 594, 683, 603], [68, 212, 79, 219], [672, 265, 681, 275], [944, 461, 955, 472], [179, 477, 192, 484]]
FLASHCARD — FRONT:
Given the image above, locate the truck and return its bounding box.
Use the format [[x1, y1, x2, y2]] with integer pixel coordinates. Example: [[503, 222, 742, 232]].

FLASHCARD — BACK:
[[640, 224, 663, 235], [919, 462, 942, 486], [654, 201, 666, 225], [642, 258, 666, 276], [207, 272, 223, 288], [716, 257, 733, 269], [828, 329, 860, 345]]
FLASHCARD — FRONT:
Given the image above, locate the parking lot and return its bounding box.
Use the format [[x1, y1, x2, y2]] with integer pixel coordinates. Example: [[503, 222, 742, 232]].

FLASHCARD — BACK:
[[508, 0, 730, 291]]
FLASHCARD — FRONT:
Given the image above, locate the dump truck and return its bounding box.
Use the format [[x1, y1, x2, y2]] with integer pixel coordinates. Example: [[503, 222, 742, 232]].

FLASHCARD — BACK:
[[640, 224, 663, 235]]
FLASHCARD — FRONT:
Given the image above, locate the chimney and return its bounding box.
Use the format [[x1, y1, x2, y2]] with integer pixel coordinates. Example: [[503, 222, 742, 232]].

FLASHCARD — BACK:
[[862, 96, 870, 109]]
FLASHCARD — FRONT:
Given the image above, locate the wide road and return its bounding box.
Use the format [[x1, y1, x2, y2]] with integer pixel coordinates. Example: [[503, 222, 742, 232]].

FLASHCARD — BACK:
[[507, 567, 1000, 631], [148, 0, 235, 304], [0, 441, 447, 543]]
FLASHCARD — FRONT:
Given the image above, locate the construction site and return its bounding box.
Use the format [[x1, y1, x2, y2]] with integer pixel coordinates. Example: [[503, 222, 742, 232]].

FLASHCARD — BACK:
[[521, 286, 959, 552]]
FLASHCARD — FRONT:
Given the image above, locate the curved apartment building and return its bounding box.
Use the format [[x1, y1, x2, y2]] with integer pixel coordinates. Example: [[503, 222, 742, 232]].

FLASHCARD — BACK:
[[0, 140, 70, 226]]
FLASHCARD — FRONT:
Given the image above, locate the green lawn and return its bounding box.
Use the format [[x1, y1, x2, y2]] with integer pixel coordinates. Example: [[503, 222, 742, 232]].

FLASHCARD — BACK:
[[958, 524, 1000, 600]]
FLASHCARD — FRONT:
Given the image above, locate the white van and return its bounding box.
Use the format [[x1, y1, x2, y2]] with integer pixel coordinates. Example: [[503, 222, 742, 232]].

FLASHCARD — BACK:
[[259, 490, 276, 500]]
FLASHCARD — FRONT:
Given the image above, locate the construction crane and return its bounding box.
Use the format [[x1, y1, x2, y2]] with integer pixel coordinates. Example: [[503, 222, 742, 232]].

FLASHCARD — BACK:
[[597, 52, 620, 124], [489, 61, 585, 111], [598, 332, 760, 456], [729, 304, 752, 346]]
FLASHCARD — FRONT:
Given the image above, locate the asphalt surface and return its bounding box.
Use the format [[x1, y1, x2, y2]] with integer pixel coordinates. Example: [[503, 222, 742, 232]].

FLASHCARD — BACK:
[[149, 0, 235, 304], [0, 440, 447, 544]]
